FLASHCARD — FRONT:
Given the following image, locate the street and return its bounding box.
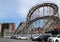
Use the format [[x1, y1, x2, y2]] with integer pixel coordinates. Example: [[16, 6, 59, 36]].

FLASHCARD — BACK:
[[0, 38, 47, 42], [0, 38, 38, 42]]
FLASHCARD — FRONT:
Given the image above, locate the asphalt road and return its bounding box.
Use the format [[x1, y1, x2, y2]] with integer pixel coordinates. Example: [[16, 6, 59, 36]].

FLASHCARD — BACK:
[[0, 38, 47, 42], [0, 38, 38, 42]]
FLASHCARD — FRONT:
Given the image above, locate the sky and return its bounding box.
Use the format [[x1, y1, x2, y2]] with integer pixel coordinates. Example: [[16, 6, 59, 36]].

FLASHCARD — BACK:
[[0, 0, 60, 28]]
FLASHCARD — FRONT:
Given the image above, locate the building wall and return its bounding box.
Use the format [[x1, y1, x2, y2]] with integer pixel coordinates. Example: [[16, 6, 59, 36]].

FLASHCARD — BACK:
[[0, 23, 16, 37], [4, 23, 15, 36], [0, 24, 2, 32], [0, 23, 2, 37]]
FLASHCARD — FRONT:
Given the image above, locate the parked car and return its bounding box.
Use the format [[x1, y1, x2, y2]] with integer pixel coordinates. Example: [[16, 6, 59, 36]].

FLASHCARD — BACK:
[[32, 34, 51, 41], [37, 35, 43, 41], [32, 35, 40, 41], [42, 35, 51, 41], [48, 35, 60, 42], [19, 35, 29, 40], [10, 36, 17, 39], [20, 36, 29, 40], [16, 36, 21, 40]]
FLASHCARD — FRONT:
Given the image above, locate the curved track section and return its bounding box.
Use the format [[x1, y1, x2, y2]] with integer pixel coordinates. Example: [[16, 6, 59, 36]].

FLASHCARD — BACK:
[[27, 3, 58, 21], [28, 16, 59, 25]]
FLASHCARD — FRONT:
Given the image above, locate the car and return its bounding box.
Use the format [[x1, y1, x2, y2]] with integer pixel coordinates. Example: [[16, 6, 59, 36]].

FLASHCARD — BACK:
[[47, 35, 57, 42], [32, 34, 51, 41], [42, 35, 51, 41], [37, 36, 43, 41], [48, 35, 60, 42], [20, 36, 29, 40], [19, 35, 29, 40], [8, 36, 12, 39], [31, 35, 40, 41], [10, 36, 17, 39], [16, 36, 21, 40]]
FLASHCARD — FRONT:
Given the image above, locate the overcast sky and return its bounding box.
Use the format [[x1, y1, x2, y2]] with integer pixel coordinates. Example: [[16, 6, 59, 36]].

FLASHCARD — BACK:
[[0, 0, 60, 28]]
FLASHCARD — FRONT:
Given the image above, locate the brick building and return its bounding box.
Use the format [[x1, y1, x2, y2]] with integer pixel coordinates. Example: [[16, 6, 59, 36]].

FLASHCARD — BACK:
[[0, 23, 16, 37]]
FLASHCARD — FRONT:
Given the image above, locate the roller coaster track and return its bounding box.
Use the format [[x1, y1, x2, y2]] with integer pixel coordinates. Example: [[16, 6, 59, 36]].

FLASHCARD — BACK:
[[27, 3, 58, 21], [25, 2, 59, 34], [28, 16, 59, 25]]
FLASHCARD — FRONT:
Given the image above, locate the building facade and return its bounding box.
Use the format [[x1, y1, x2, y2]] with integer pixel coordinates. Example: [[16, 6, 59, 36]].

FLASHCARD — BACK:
[[0, 23, 16, 37]]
